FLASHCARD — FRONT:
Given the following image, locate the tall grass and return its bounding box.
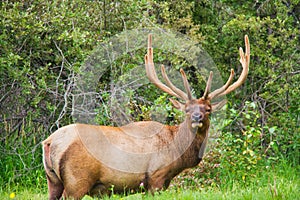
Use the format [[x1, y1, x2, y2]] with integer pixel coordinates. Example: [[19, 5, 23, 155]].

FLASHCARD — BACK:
[[0, 117, 47, 191], [1, 161, 298, 200]]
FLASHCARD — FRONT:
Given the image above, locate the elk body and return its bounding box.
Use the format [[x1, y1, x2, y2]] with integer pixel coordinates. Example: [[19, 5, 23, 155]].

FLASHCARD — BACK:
[[42, 35, 250, 199]]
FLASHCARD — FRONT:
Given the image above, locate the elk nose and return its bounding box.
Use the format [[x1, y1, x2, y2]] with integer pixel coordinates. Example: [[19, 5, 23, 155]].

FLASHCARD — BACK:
[[192, 112, 203, 122]]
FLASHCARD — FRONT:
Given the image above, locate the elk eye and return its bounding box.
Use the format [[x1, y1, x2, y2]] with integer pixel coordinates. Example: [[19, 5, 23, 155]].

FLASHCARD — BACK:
[[206, 108, 211, 113]]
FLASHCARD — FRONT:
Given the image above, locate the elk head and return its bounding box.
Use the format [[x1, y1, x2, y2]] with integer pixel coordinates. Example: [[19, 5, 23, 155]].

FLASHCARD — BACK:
[[145, 34, 250, 132]]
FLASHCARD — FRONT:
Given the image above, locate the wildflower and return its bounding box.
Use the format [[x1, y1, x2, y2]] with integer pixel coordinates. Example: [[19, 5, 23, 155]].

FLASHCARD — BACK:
[[9, 192, 16, 199]]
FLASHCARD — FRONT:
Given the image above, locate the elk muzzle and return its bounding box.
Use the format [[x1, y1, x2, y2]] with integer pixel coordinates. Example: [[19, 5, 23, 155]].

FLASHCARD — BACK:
[[191, 112, 204, 128]]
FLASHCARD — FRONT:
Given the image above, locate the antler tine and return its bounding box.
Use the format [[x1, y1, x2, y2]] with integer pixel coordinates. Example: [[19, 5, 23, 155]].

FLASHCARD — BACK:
[[202, 72, 213, 99], [179, 68, 193, 100], [145, 34, 181, 99], [209, 35, 250, 99], [161, 65, 189, 100], [208, 69, 234, 99], [145, 34, 190, 101]]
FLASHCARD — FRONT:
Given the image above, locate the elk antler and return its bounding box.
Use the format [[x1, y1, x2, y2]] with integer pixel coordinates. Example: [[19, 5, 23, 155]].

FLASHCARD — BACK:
[[145, 34, 192, 101], [204, 35, 250, 100], [145, 34, 250, 102]]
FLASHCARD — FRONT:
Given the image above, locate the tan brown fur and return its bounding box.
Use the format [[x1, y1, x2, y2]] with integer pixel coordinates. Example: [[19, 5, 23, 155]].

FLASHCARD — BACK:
[[42, 119, 208, 199]]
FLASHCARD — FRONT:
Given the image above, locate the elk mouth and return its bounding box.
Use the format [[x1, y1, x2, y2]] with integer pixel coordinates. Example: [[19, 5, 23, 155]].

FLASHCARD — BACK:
[[191, 121, 203, 129]]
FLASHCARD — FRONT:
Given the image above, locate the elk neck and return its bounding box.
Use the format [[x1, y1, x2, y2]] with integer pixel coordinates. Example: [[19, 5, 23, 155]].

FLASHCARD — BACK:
[[175, 117, 210, 168]]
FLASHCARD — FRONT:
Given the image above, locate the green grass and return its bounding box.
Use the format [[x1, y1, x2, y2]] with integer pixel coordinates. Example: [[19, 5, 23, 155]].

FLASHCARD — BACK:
[[1, 180, 298, 200], [1, 162, 299, 200], [0, 189, 47, 200]]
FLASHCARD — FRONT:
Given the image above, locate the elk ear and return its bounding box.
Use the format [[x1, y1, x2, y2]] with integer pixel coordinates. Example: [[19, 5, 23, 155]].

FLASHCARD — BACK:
[[211, 99, 227, 112], [169, 98, 185, 111]]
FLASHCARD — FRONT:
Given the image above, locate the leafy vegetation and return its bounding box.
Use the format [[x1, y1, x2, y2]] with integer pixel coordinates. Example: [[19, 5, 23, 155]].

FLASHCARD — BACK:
[[1, 0, 299, 198]]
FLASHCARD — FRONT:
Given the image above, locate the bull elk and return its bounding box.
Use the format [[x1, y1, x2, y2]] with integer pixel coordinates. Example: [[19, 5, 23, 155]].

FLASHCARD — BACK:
[[42, 34, 250, 199]]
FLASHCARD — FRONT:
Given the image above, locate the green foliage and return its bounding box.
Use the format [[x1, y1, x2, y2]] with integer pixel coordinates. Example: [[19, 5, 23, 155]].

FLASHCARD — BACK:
[[215, 102, 264, 184], [192, 0, 300, 165]]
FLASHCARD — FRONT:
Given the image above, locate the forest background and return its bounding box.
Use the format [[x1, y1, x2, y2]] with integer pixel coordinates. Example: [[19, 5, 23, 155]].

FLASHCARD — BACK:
[[0, 0, 299, 199]]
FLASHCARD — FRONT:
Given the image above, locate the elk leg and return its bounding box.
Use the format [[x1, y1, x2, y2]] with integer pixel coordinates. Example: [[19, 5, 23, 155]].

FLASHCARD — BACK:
[[62, 179, 92, 200], [46, 174, 64, 200], [43, 142, 64, 200], [147, 176, 166, 193], [147, 169, 173, 194], [89, 181, 108, 197], [59, 141, 102, 199]]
